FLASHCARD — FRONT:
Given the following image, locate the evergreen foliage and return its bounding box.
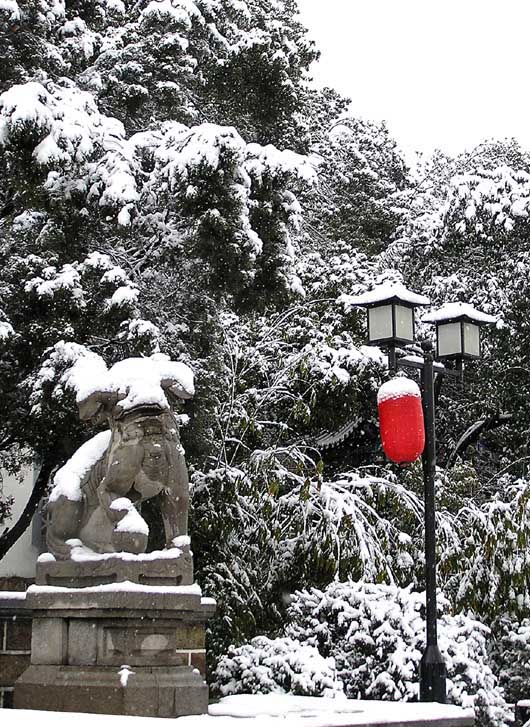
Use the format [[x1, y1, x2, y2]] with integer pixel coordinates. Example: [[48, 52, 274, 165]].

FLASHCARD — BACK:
[[214, 581, 510, 727], [2, 0, 530, 715], [490, 615, 530, 706]]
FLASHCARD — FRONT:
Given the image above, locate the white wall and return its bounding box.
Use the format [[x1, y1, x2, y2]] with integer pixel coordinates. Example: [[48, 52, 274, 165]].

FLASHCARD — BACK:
[[0, 466, 39, 578]]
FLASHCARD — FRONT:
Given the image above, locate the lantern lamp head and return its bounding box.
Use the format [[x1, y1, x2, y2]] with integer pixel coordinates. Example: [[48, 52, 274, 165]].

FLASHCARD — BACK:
[[423, 302, 496, 360], [340, 283, 430, 347]]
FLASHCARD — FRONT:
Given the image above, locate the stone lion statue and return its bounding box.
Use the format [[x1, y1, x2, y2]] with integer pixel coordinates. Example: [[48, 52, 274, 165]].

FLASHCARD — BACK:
[[45, 354, 194, 560]]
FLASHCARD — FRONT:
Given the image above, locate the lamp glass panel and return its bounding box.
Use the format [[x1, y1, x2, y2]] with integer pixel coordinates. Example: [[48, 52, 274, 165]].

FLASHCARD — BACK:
[[437, 322, 462, 357], [394, 304, 414, 342], [463, 322, 480, 357], [368, 305, 393, 341]]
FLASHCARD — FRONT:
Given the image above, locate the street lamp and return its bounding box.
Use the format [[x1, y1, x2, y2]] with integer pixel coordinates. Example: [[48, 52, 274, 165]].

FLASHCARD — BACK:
[[423, 302, 496, 362], [343, 283, 495, 703], [341, 283, 430, 369]]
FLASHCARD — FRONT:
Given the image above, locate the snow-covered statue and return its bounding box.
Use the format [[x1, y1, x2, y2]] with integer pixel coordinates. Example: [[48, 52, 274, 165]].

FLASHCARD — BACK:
[[46, 354, 194, 560]]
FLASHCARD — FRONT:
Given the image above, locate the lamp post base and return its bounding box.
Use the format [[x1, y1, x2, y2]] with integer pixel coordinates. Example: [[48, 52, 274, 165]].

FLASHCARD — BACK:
[[419, 644, 447, 703]]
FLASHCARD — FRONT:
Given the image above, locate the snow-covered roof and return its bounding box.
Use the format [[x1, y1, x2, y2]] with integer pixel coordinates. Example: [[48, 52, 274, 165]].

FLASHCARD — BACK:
[[423, 302, 496, 324], [339, 283, 430, 309]]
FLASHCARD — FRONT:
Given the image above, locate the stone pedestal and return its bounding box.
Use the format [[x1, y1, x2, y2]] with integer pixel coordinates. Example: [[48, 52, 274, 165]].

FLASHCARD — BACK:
[[14, 549, 215, 717]]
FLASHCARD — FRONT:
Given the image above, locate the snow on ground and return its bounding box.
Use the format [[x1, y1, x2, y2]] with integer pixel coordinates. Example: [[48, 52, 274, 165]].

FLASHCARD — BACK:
[[4, 697, 474, 727], [207, 695, 474, 724]]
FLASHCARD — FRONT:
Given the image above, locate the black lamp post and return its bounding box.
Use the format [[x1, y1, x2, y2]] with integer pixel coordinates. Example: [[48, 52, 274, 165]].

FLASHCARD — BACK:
[[344, 285, 495, 703]]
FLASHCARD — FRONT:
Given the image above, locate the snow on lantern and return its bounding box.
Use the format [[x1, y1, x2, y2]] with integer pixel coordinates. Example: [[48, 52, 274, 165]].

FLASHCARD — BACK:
[[339, 282, 430, 370], [422, 302, 496, 361], [377, 377, 425, 465], [340, 282, 430, 348]]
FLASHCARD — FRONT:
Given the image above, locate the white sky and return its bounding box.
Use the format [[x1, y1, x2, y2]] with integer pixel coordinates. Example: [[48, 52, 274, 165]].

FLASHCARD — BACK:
[[296, 0, 530, 159]]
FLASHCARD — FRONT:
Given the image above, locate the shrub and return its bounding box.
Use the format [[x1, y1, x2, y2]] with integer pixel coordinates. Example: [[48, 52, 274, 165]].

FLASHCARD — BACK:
[[490, 615, 530, 706], [214, 581, 511, 727], [212, 635, 343, 698]]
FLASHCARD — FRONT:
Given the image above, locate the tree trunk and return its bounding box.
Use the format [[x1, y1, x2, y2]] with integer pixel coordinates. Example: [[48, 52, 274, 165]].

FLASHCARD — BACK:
[[0, 460, 53, 561]]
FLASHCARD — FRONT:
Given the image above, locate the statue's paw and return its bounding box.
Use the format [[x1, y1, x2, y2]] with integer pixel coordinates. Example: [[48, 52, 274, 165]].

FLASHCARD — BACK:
[[109, 496, 134, 522], [112, 529, 148, 554], [47, 496, 83, 540], [168, 535, 191, 551], [110, 498, 149, 554]]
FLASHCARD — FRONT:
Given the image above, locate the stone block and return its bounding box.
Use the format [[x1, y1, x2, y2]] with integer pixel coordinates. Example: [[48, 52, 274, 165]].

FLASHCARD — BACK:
[[14, 665, 123, 714], [27, 584, 202, 612], [31, 617, 67, 665], [91, 619, 205, 666], [156, 677, 176, 718], [97, 624, 189, 667], [15, 578, 215, 717], [15, 664, 209, 717], [36, 547, 193, 588], [154, 666, 209, 717], [200, 596, 217, 618], [68, 620, 98, 665], [168, 668, 209, 717]]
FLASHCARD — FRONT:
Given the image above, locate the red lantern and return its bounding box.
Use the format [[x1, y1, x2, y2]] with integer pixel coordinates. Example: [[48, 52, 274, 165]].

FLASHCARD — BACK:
[[377, 378, 425, 465]]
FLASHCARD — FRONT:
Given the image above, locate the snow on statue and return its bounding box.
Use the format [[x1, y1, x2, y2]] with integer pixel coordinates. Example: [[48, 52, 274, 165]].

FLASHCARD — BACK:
[[46, 352, 194, 559]]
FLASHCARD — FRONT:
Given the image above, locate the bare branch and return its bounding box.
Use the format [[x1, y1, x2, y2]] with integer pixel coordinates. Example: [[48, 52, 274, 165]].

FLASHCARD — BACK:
[[447, 412, 513, 468]]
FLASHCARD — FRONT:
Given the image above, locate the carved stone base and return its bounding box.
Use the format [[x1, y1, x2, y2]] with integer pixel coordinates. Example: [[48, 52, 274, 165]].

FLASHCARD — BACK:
[[15, 665, 207, 717], [36, 540, 194, 588], [14, 563, 215, 717]]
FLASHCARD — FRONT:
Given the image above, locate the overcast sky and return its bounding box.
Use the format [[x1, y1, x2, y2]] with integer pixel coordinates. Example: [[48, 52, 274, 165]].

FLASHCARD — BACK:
[[296, 0, 530, 159]]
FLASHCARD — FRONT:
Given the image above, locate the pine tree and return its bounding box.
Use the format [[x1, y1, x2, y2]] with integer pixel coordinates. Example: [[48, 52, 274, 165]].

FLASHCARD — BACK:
[[6, 3, 530, 700], [388, 140, 530, 483], [0, 0, 342, 565]]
